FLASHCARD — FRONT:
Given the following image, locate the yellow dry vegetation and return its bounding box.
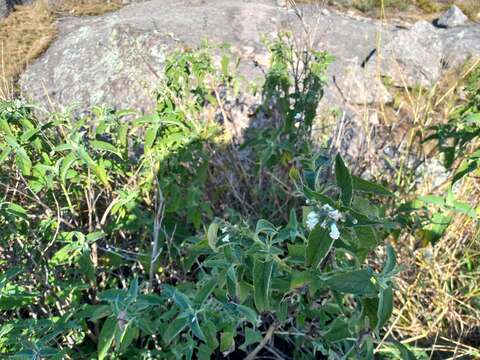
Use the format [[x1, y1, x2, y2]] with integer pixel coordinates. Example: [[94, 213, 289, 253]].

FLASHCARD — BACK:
[[51, 0, 122, 17], [0, 2, 56, 99], [373, 59, 480, 357], [0, 0, 124, 99]]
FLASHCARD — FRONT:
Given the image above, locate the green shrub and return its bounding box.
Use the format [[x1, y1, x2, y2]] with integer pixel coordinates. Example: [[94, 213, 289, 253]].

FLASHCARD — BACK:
[[0, 38, 405, 359]]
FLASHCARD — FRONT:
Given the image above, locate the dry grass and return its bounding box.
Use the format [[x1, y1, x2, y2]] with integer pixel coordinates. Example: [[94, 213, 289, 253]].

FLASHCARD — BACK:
[[369, 59, 480, 357], [0, 0, 125, 100], [51, 0, 122, 17], [0, 1, 56, 100]]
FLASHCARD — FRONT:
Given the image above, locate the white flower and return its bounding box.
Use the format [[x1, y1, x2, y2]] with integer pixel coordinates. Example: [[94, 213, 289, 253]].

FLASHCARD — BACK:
[[222, 234, 230, 243], [322, 204, 335, 212], [221, 226, 228, 234], [306, 211, 319, 230], [329, 223, 340, 240], [294, 113, 304, 121], [327, 209, 344, 222]]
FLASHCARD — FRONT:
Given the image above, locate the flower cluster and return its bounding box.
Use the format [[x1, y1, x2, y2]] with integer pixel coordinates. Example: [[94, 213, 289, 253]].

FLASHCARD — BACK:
[[306, 204, 345, 240], [221, 226, 230, 243]]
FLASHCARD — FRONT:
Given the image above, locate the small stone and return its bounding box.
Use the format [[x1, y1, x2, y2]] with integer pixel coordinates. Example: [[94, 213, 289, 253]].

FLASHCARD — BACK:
[[436, 5, 469, 28]]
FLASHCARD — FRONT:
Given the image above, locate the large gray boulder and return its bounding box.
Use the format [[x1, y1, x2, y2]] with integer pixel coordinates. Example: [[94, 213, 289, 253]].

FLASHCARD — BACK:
[[19, 0, 480, 116], [365, 21, 443, 88], [20, 0, 396, 114], [436, 5, 469, 28]]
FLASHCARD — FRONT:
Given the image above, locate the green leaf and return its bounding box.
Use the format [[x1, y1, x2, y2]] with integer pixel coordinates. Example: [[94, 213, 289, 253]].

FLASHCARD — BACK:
[[352, 176, 393, 197], [117, 124, 129, 147], [418, 195, 445, 206], [50, 243, 82, 266], [239, 328, 263, 351], [253, 259, 273, 312], [78, 250, 96, 283], [354, 226, 378, 252], [118, 325, 139, 354], [335, 154, 353, 206], [0, 146, 12, 163], [302, 186, 336, 207], [86, 231, 106, 242], [6, 202, 27, 219], [163, 317, 189, 345], [0, 118, 13, 136], [98, 316, 117, 360], [194, 277, 217, 306], [382, 244, 396, 275], [235, 304, 259, 325], [377, 285, 393, 331], [201, 320, 218, 349], [163, 285, 192, 311], [54, 143, 74, 152], [15, 148, 32, 176], [326, 269, 377, 295], [191, 318, 206, 342], [207, 222, 219, 251], [323, 318, 351, 342], [391, 341, 417, 360], [90, 140, 122, 158], [306, 226, 334, 268], [220, 331, 235, 354], [197, 344, 215, 360], [144, 124, 159, 151], [93, 163, 110, 188], [60, 152, 78, 182], [255, 219, 277, 235]]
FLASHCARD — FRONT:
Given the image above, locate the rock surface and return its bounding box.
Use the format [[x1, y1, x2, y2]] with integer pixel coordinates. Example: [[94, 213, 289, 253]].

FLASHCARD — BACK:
[[0, 0, 21, 19], [365, 21, 443, 88], [436, 5, 469, 28], [19, 0, 480, 117]]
